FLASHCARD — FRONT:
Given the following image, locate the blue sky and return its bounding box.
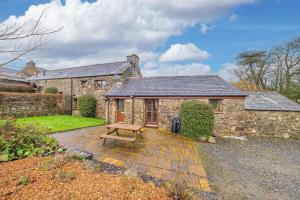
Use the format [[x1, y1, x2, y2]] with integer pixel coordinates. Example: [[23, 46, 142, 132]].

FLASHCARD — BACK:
[[0, 0, 300, 78]]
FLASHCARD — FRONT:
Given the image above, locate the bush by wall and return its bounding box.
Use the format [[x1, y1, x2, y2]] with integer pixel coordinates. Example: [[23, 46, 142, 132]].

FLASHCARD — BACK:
[[0, 83, 34, 93], [44, 87, 58, 94], [179, 101, 214, 140], [78, 95, 96, 117]]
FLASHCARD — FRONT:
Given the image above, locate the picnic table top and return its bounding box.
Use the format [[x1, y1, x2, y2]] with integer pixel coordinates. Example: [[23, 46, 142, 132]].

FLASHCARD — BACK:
[[107, 123, 143, 131]]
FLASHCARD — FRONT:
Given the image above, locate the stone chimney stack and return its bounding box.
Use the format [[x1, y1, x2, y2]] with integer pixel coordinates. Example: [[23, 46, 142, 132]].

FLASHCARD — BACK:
[[26, 60, 36, 68], [126, 54, 141, 76], [127, 54, 139, 67]]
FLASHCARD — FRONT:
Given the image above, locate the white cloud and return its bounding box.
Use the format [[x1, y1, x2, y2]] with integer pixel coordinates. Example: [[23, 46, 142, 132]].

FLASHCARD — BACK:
[[229, 14, 239, 22], [0, 0, 254, 71], [159, 43, 209, 62], [200, 23, 215, 34], [142, 62, 211, 77], [217, 63, 238, 82]]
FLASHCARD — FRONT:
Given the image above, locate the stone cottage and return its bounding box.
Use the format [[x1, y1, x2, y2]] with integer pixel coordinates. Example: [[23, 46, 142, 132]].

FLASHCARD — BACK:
[[105, 76, 300, 138], [29, 54, 300, 138], [29, 54, 141, 117], [0, 60, 42, 84]]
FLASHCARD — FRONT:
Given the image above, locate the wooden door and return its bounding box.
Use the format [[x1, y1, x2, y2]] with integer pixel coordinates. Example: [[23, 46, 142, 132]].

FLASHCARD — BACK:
[[116, 99, 125, 123], [145, 99, 158, 126]]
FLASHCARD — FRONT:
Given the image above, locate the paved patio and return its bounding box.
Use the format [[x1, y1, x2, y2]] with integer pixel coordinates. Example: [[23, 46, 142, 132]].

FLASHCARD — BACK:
[[52, 126, 210, 190]]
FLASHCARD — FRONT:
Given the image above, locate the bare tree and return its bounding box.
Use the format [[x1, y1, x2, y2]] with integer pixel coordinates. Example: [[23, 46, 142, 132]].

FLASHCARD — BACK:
[[272, 37, 300, 90], [0, 8, 62, 66], [233, 50, 271, 90]]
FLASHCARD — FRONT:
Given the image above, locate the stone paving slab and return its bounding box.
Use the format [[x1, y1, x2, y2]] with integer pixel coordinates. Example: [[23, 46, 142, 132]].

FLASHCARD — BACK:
[[52, 126, 210, 190]]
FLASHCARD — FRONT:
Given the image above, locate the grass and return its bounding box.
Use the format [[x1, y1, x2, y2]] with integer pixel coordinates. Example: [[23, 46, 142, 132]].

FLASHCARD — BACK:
[[0, 120, 6, 127], [15, 115, 105, 133]]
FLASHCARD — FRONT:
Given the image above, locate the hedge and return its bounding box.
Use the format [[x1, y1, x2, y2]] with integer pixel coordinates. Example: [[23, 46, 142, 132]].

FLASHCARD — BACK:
[[179, 101, 214, 140], [0, 92, 71, 118], [44, 87, 58, 94], [78, 95, 96, 117], [0, 83, 34, 93]]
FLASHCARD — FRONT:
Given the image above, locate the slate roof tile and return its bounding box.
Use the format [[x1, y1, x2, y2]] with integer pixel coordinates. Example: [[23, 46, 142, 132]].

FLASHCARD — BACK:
[[245, 92, 300, 112], [105, 75, 247, 97], [28, 61, 130, 80], [0, 67, 18, 77]]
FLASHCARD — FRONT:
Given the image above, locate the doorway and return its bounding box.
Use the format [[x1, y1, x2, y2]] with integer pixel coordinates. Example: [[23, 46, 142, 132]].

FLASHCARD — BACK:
[[145, 99, 158, 126], [116, 99, 125, 123]]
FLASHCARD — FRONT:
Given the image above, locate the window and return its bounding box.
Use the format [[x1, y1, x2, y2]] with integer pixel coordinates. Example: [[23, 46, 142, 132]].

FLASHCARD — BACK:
[[95, 80, 107, 88], [81, 80, 88, 87], [209, 99, 222, 112]]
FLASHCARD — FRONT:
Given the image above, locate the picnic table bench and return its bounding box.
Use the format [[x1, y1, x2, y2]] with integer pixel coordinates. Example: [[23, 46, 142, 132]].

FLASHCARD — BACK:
[[100, 123, 143, 149]]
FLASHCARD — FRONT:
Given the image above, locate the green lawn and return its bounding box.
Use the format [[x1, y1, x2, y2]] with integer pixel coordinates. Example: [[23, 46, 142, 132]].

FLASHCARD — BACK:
[[16, 115, 105, 133], [0, 120, 6, 128]]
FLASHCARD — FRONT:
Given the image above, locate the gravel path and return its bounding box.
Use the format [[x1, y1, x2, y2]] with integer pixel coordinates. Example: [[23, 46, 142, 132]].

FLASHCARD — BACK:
[[199, 137, 300, 200]]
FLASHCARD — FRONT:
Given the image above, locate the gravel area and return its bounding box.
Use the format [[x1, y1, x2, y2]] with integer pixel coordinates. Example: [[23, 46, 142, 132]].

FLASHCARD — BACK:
[[0, 156, 171, 200], [198, 137, 300, 200]]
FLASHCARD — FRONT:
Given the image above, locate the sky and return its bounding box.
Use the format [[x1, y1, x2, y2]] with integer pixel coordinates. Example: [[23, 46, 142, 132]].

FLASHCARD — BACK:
[[0, 0, 300, 80]]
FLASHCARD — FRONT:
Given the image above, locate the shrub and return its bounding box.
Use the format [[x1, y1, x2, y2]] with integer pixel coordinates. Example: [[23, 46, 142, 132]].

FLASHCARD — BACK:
[[44, 87, 58, 94], [0, 83, 34, 93], [0, 120, 63, 162], [78, 95, 96, 117], [18, 176, 30, 185], [179, 101, 214, 140]]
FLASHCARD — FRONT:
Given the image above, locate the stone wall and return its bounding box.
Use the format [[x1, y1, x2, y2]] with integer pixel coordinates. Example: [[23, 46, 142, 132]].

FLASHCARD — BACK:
[[34, 64, 141, 119], [107, 97, 300, 138], [35, 75, 122, 118], [239, 111, 300, 139], [213, 99, 245, 135], [0, 92, 70, 117]]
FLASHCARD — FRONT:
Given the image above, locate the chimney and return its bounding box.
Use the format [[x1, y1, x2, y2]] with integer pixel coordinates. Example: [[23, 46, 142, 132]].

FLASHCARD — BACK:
[[26, 60, 36, 68], [126, 54, 141, 76], [127, 54, 139, 68]]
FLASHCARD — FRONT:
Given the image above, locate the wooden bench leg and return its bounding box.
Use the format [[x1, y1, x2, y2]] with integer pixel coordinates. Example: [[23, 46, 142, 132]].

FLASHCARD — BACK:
[[116, 129, 119, 136], [103, 138, 107, 145], [140, 130, 143, 139]]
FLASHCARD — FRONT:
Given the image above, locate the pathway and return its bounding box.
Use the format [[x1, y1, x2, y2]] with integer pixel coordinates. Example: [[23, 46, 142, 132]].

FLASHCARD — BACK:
[[52, 126, 210, 190]]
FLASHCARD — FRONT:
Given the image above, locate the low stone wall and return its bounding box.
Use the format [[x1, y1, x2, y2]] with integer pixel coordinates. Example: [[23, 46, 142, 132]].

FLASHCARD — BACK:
[[240, 111, 300, 139], [0, 92, 71, 118]]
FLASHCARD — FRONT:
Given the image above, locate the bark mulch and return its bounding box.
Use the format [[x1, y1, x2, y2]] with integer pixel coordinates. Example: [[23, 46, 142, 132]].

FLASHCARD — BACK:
[[0, 156, 172, 200]]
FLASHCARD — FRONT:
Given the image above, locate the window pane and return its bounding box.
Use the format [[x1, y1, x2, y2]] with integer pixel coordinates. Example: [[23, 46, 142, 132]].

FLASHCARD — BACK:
[[209, 99, 221, 110], [147, 101, 152, 110], [118, 99, 124, 112], [147, 112, 151, 121], [153, 101, 157, 112], [152, 112, 157, 121]]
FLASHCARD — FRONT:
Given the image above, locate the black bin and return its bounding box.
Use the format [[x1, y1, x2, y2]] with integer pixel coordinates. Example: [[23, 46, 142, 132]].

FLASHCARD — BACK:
[[171, 116, 180, 133]]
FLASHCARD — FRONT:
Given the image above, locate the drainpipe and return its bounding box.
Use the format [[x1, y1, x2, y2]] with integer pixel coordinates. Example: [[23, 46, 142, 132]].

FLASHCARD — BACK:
[[106, 98, 110, 124], [70, 78, 73, 113], [131, 96, 134, 124]]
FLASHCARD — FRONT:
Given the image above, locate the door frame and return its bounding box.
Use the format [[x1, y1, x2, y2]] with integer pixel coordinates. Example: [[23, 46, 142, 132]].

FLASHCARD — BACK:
[[145, 99, 159, 127], [115, 99, 125, 123]]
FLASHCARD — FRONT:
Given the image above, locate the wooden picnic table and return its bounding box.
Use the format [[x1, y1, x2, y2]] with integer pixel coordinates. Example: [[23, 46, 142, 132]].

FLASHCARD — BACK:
[[100, 123, 143, 149]]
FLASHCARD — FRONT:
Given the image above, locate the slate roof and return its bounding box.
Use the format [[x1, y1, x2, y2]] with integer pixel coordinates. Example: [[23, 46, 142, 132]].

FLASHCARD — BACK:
[[0, 76, 30, 83], [0, 67, 18, 77], [105, 75, 247, 97], [28, 61, 130, 80], [245, 92, 300, 112]]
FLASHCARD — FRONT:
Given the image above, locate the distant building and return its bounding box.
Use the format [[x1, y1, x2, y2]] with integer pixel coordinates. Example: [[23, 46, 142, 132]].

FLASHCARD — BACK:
[[29, 54, 141, 118]]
